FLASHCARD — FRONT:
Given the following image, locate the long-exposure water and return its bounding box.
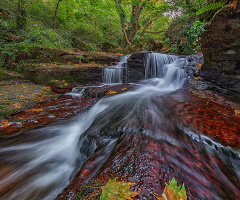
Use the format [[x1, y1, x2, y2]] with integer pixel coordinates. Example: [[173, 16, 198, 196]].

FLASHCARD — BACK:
[[0, 53, 239, 200]]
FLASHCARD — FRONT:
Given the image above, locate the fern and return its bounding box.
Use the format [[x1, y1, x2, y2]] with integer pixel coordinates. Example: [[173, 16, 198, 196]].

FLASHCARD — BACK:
[[196, 1, 227, 16]]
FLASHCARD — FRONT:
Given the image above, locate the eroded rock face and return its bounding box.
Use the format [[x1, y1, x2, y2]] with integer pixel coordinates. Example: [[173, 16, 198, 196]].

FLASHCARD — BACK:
[[127, 52, 204, 82], [201, 8, 240, 75], [127, 52, 148, 82]]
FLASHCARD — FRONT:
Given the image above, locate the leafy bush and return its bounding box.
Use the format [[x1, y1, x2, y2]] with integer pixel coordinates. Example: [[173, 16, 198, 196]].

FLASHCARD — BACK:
[[196, 1, 226, 16], [178, 20, 207, 55]]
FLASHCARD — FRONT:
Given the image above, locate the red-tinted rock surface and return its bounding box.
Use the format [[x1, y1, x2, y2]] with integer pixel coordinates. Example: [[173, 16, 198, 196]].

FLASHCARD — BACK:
[[56, 88, 240, 200], [0, 95, 96, 136]]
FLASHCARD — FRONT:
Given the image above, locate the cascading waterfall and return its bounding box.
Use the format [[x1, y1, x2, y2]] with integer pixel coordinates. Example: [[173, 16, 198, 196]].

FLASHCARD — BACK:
[[145, 52, 178, 78], [0, 53, 239, 200], [103, 54, 130, 84]]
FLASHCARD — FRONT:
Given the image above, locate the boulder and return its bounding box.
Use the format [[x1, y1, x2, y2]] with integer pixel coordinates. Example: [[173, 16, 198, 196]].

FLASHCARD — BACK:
[[201, 8, 240, 75], [127, 52, 148, 82]]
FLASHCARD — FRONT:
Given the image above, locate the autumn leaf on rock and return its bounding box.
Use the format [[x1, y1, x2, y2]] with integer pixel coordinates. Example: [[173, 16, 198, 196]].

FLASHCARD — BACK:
[[106, 90, 118, 95], [155, 178, 187, 200], [1, 120, 9, 128], [235, 110, 240, 115], [100, 177, 140, 200], [27, 108, 43, 113], [11, 102, 22, 109]]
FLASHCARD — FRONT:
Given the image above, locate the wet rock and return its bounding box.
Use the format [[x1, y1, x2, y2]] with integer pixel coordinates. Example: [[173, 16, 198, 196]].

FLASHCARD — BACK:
[[127, 52, 204, 82], [83, 84, 135, 98], [49, 85, 72, 94], [12, 46, 120, 65], [127, 52, 148, 82], [0, 95, 96, 136], [18, 63, 103, 85], [201, 8, 240, 75]]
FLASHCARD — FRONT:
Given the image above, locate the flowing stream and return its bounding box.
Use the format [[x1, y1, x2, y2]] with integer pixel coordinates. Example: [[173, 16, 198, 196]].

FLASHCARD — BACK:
[[0, 53, 239, 200]]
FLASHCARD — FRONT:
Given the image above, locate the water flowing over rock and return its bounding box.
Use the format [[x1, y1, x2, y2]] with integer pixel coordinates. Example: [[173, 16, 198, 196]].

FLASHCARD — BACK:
[[145, 53, 178, 78], [103, 52, 203, 83], [103, 55, 130, 84], [0, 52, 239, 200]]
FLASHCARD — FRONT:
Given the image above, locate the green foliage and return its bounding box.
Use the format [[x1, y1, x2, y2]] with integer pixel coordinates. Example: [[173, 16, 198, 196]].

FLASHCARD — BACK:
[[178, 20, 207, 54], [196, 1, 226, 16], [100, 177, 140, 200], [167, 177, 187, 199], [0, 0, 210, 57], [0, 68, 14, 81]]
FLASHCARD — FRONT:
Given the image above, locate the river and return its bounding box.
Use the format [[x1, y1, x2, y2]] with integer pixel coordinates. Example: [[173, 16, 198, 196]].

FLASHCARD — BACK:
[[0, 53, 239, 200]]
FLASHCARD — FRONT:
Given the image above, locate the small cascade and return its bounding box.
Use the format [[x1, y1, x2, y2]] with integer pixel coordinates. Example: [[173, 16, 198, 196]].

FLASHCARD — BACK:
[[145, 52, 178, 78], [66, 87, 86, 96], [103, 55, 130, 84], [71, 87, 85, 95], [143, 52, 187, 91]]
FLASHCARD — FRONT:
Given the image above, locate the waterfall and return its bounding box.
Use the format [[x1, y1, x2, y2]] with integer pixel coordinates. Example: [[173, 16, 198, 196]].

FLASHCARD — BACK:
[[0, 52, 239, 200], [143, 52, 187, 91], [145, 52, 178, 78], [103, 55, 130, 84]]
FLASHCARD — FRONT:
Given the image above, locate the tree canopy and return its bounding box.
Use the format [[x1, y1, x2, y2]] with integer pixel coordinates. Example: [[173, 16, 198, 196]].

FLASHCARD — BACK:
[[0, 0, 213, 56]]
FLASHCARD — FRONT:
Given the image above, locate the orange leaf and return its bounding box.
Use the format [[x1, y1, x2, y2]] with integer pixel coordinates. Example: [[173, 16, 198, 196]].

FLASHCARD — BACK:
[[227, 0, 238, 8], [196, 64, 202, 68], [1, 120, 9, 128], [155, 178, 187, 200], [27, 108, 43, 113], [194, 76, 201, 80], [235, 110, 240, 115], [11, 103, 22, 109], [106, 90, 118, 95]]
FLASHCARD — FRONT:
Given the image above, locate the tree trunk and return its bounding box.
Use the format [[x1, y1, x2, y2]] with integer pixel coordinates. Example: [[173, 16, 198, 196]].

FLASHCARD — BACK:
[[53, 0, 62, 28], [126, 1, 146, 49], [17, 0, 26, 29]]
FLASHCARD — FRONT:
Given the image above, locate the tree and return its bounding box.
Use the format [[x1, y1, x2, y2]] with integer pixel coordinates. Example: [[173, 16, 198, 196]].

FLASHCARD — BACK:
[[114, 0, 169, 49], [53, 0, 63, 28], [17, 0, 26, 29]]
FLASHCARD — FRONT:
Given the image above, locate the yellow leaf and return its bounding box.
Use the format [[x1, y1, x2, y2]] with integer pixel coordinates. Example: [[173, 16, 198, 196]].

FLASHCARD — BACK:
[[1, 120, 9, 128], [155, 178, 187, 200], [100, 177, 140, 200], [106, 90, 118, 95], [235, 110, 240, 115], [27, 108, 43, 112]]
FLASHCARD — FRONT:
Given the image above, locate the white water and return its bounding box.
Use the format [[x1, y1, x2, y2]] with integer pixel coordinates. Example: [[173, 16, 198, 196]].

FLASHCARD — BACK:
[[1, 53, 238, 200], [0, 53, 187, 200], [145, 52, 178, 78], [103, 55, 130, 84]]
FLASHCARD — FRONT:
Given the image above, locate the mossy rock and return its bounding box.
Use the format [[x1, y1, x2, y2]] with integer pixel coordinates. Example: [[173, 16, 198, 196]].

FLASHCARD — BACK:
[[0, 68, 15, 81]]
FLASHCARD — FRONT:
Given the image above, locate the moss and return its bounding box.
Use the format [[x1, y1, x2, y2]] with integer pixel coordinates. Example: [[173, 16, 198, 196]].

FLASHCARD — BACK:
[[0, 68, 14, 81]]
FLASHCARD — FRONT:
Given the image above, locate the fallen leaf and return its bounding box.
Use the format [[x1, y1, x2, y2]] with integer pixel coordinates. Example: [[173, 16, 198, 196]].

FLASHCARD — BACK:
[[100, 177, 140, 200], [194, 76, 201, 80], [27, 108, 43, 112], [235, 110, 240, 115], [1, 120, 9, 128], [11, 103, 22, 109], [196, 64, 202, 68], [106, 90, 118, 95], [155, 178, 187, 200], [17, 95, 24, 98], [227, 0, 238, 8]]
